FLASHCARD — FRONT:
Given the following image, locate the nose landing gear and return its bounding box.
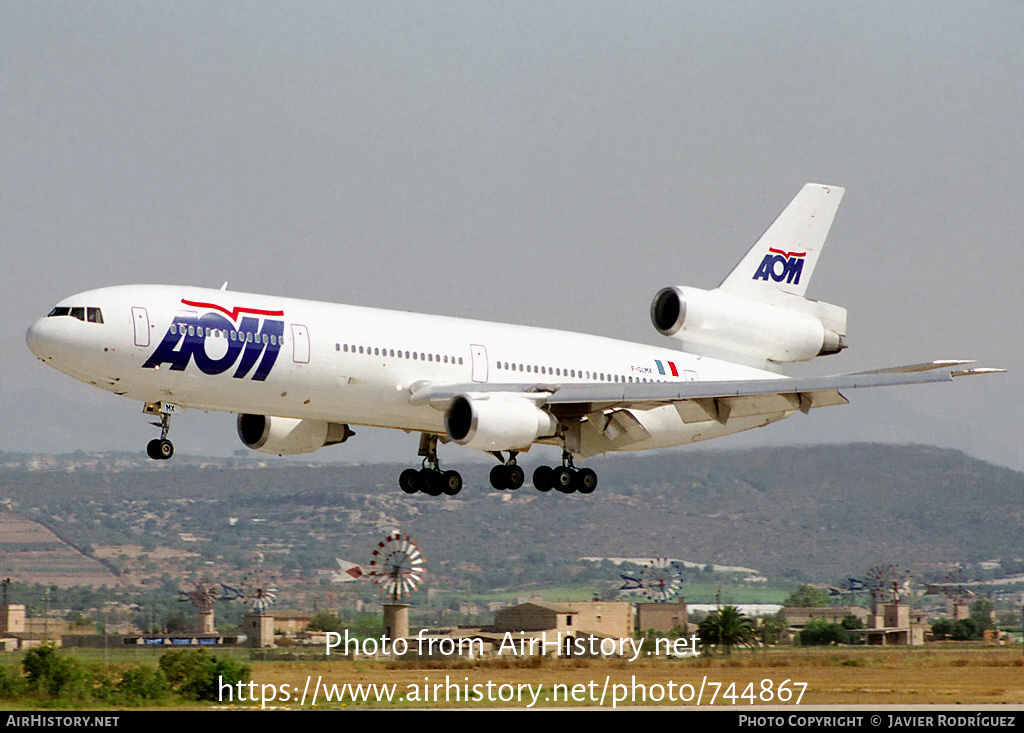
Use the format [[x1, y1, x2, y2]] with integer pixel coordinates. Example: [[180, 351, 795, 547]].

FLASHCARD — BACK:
[[143, 402, 175, 460]]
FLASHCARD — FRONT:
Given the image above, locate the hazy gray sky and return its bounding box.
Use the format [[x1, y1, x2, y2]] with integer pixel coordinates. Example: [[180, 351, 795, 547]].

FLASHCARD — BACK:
[[2, 1, 1021, 470]]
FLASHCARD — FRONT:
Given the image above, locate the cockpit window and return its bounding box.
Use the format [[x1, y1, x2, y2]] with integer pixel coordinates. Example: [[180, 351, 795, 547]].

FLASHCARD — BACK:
[[46, 306, 103, 323]]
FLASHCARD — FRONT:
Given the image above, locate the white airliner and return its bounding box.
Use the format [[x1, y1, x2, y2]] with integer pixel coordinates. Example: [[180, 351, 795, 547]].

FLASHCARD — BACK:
[[25, 184, 1001, 496]]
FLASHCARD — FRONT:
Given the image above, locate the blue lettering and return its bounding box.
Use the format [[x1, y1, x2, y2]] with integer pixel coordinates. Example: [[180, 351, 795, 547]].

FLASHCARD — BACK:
[[233, 317, 283, 381], [752, 254, 804, 285], [784, 257, 804, 284], [142, 314, 283, 381]]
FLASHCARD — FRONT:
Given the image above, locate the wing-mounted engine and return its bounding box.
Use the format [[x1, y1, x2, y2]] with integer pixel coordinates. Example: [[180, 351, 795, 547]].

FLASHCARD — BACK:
[[237, 414, 354, 455], [651, 286, 846, 367], [444, 393, 558, 451]]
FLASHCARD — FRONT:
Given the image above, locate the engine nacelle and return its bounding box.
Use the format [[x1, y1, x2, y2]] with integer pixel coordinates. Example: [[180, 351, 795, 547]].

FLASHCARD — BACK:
[[651, 286, 845, 364], [444, 394, 558, 451], [237, 414, 354, 455]]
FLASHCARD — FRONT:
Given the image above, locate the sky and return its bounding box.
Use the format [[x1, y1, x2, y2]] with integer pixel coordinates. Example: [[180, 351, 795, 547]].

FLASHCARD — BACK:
[[2, 1, 1021, 471]]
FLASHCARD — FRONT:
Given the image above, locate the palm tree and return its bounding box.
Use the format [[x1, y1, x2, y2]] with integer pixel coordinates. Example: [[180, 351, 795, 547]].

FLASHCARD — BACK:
[[696, 605, 759, 655]]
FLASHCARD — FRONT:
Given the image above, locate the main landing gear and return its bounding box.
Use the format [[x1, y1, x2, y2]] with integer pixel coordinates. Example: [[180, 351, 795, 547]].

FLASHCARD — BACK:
[[531, 451, 598, 494], [396, 438, 598, 497], [143, 402, 174, 461], [488, 451, 525, 490], [399, 434, 463, 496]]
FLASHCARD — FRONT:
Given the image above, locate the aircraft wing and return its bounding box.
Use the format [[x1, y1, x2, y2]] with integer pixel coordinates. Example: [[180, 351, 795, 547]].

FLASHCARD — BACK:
[[409, 360, 1002, 424]]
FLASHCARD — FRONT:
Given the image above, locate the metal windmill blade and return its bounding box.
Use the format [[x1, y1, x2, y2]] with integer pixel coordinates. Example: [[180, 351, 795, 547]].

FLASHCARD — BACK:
[[238, 570, 278, 614], [368, 532, 426, 602], [640, 558, 683, 602]]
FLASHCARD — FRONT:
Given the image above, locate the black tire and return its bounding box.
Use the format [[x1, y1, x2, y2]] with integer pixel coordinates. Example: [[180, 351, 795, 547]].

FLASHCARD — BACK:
[[576, 467, 598, 494], [146, 439, 162, 460], [552, 466, 575, 493], [399, 468, 421, 494], [533, 465, 553, 492], [442, 470, 463, 496], [507, 465, 525, 490], [421, 468, 443, 496], [489, 465, 509, 490], [157, 439, 174, 460]]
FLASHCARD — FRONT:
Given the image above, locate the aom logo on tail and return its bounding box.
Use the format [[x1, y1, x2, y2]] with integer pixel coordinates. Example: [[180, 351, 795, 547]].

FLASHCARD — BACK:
[[753, 248, 806, 285], [142, 300, 285, 381]]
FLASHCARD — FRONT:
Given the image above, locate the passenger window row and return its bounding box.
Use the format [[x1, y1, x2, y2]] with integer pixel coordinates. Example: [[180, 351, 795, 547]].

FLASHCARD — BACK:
[[336, 343, 464, 366], [328, 339, 663, 383], [168, 324, 281, 345], [495, 361, 658, 384]]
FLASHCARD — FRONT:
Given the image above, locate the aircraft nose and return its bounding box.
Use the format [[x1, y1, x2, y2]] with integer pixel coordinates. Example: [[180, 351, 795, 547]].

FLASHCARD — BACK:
[[26, 318, 53, 361]]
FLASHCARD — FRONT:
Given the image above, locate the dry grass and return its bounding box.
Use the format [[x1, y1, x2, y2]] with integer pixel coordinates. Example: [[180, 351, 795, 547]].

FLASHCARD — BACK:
[[239, 647, 1024, 709]]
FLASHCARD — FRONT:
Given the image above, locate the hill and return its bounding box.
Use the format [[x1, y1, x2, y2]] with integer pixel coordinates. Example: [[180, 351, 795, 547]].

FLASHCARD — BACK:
[[0, 443, 1020, 588]]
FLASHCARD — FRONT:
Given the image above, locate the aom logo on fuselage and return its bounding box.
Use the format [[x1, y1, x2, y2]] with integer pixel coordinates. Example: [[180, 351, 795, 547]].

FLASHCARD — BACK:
[[753, 248, 806, 285], [141, 299, 284, 381]]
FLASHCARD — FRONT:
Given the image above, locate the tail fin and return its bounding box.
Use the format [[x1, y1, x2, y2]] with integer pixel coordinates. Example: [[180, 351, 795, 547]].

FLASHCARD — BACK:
[[719, 183, 844, 301]]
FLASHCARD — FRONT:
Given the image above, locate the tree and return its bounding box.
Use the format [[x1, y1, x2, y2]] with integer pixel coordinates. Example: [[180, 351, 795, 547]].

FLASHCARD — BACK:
[[931, 618, 954, 640], [758, 613, 786, 646], [969, 600, 995, 632], [951, 618, 981, 641], [799, 619, 848, 646], [696, 606, 759, 655], [307, 612, 344, 633], [784, 584, 831, 607], [840, 614, 864, 630]]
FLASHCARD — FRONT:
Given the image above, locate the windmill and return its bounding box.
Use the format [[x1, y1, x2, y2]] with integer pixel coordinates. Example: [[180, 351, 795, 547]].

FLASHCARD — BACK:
[[619, 558, 683, 602], [368, 532, 425, 640], [865, 564, 913, 609], [177, 581, 223, 634], [236, 570, 279, 614]]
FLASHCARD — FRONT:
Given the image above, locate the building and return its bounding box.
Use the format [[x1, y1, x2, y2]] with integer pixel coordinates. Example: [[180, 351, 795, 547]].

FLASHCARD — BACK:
[[492, 601, 632, 639], [636, 598, 688, 634], [781, 604, 925, 646]]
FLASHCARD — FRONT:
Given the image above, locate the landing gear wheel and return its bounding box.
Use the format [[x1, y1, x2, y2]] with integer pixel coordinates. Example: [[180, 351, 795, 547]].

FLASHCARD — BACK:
[[441, 470, 463, 496], [533, 466, 553, 492], [147, 439, 173, 460], [399, 468, 421, 494], [489, 465, 508, 490], [506, 465, 525, 490], [576, 467, 597, 494], [421, 468, 443, 497], [552, 466, 575, 493]]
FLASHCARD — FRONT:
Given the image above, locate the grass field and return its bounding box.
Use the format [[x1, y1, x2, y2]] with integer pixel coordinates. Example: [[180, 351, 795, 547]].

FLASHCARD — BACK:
[[241, 647, 1024, 709]]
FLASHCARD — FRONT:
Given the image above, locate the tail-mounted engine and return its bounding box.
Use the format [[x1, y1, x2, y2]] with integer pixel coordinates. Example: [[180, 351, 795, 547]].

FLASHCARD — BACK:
[[651, 286, 846, 366]]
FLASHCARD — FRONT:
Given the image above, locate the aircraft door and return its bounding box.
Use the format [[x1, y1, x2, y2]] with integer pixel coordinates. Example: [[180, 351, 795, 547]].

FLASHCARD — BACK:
[[291, 324, 310, 364], [131, 307, 150, 347], [470, 344, 488, 383]]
